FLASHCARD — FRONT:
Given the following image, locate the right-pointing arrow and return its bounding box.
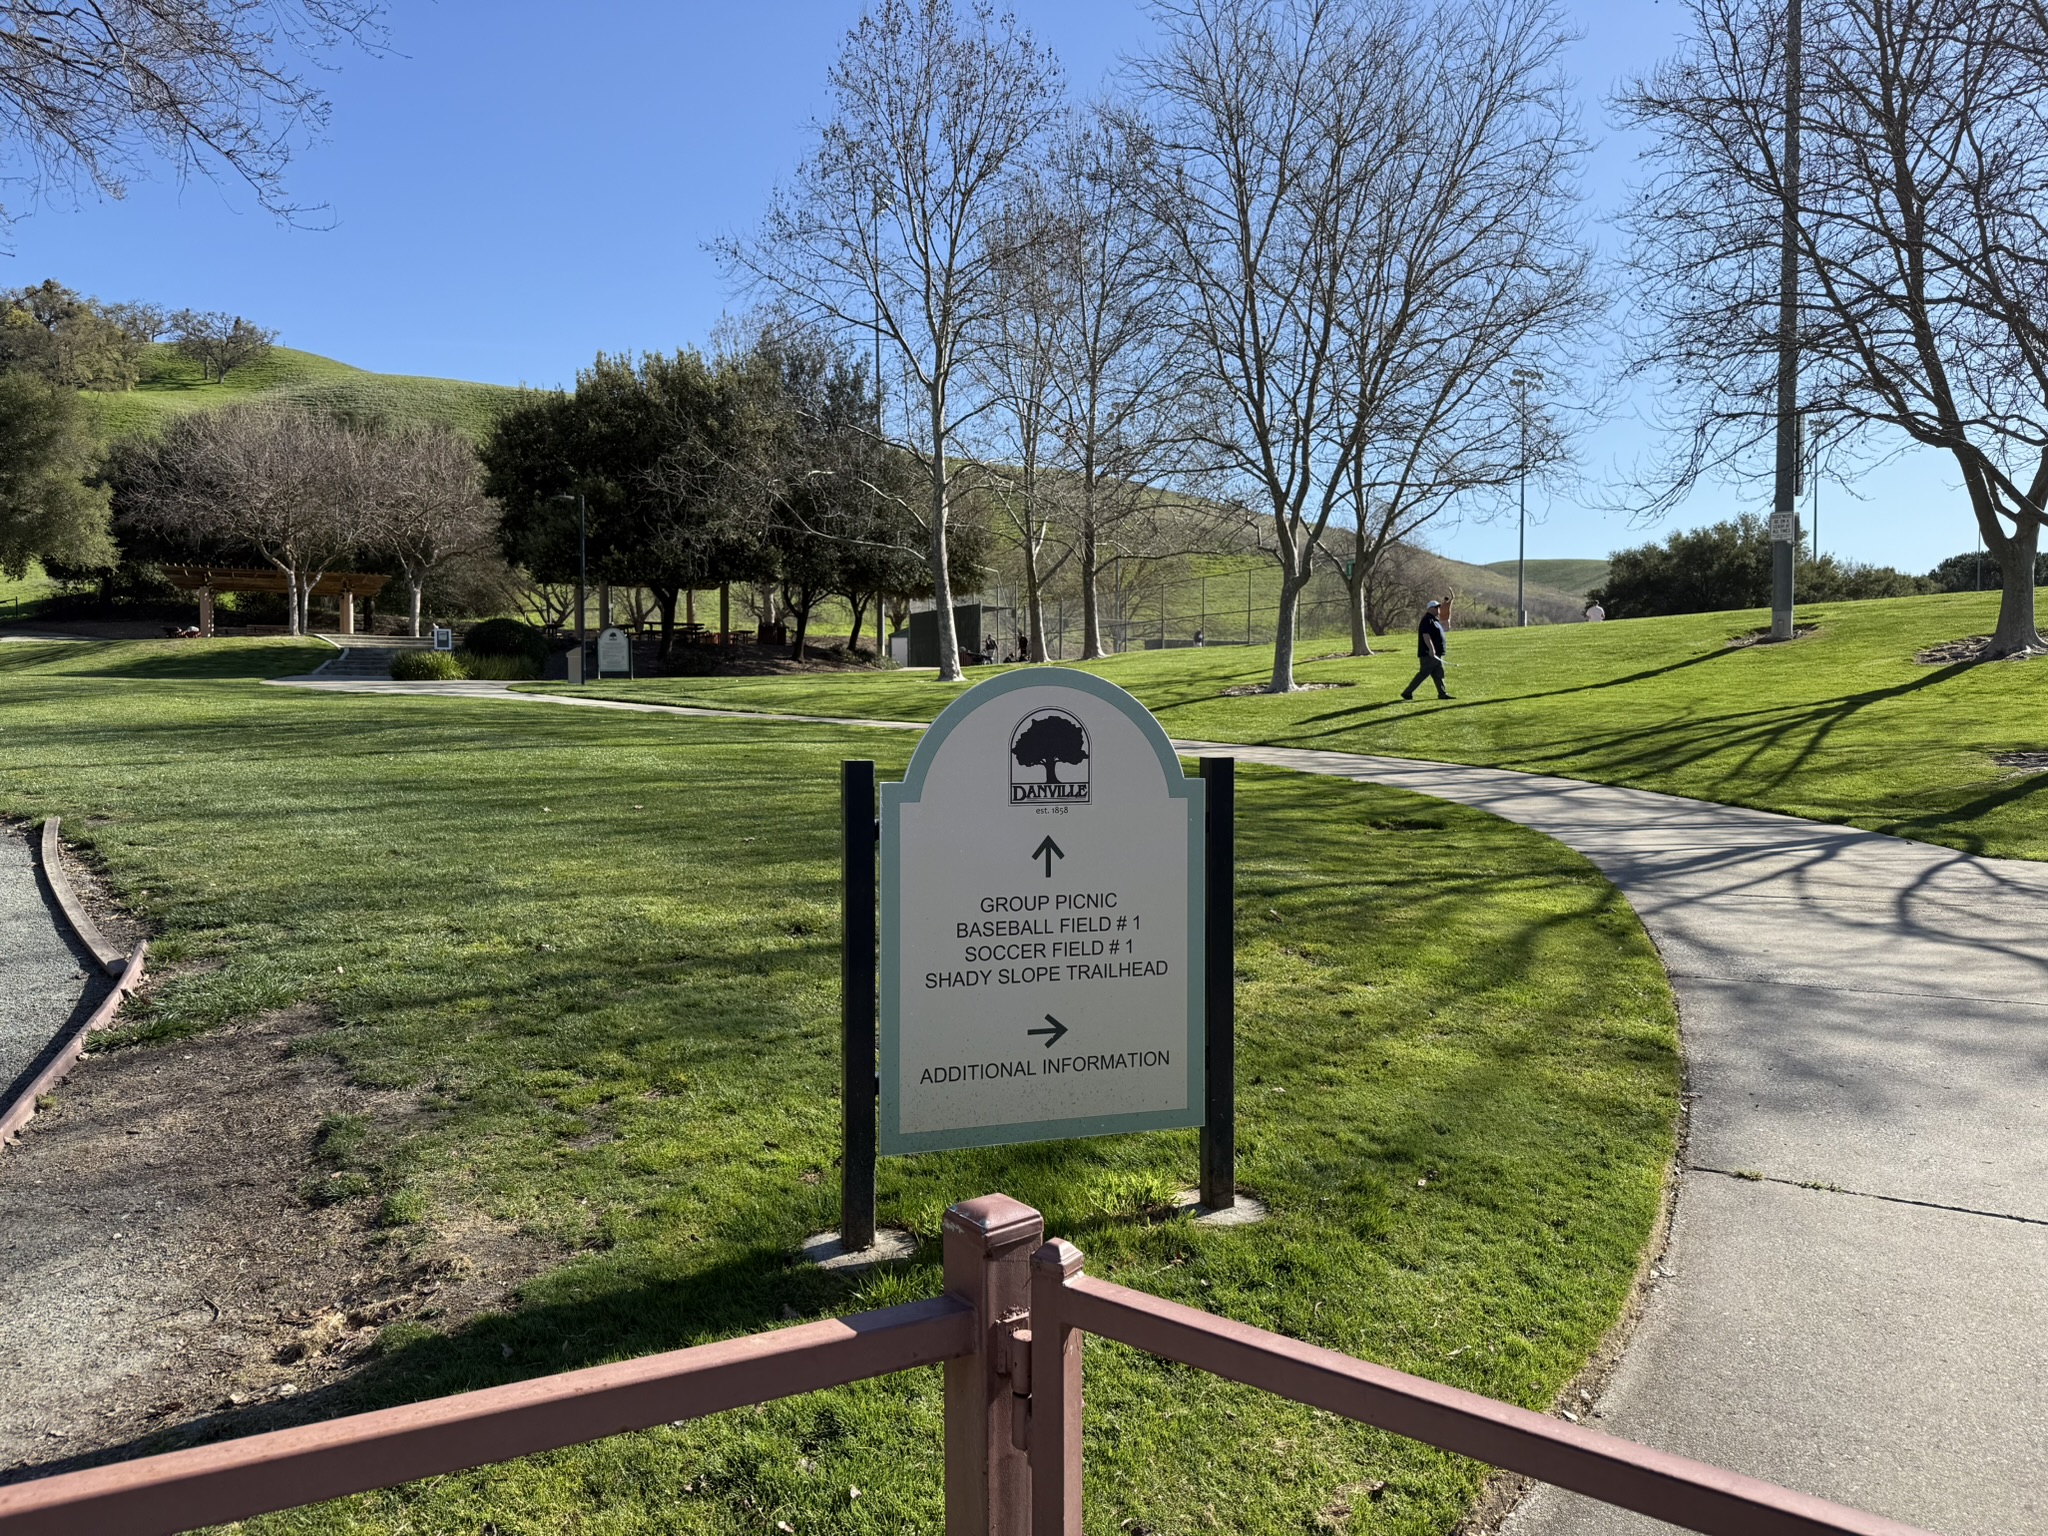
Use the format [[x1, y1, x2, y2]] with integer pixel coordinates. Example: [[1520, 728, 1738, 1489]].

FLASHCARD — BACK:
[[1027, 1014, 1069, 1048]]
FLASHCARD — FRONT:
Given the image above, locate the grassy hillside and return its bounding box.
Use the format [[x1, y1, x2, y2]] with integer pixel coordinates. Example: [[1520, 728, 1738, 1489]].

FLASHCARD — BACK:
[[536, 587, 2048, 861], [0, 559, 57, 618], [79, 344, 522, 443], [1483, 557, 1609, 598]]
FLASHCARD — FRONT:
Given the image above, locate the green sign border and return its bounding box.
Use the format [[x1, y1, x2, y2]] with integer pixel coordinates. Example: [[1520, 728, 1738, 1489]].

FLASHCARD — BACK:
[[879, 667, 1206, 1155]]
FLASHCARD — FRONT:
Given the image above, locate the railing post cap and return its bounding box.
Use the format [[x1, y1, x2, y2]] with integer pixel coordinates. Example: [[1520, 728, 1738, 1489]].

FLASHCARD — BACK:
[[943, 1194, 1042, 1246], [1032, 1238, 1085, 1278]]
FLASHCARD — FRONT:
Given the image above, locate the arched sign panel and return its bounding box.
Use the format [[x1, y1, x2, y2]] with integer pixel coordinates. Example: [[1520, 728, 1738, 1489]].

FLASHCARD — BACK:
[[880, 669, 1206, 1154]]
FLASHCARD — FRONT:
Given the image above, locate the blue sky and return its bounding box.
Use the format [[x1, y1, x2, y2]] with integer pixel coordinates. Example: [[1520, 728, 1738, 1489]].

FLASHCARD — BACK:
[[2, 0, 1971, 574]]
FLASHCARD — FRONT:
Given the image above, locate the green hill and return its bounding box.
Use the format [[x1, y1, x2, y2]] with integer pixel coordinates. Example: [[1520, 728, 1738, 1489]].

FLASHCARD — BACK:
[[1481, 557, 1609, 598], [78, 344, 522, 443], [1414, 551, 1589, 623]]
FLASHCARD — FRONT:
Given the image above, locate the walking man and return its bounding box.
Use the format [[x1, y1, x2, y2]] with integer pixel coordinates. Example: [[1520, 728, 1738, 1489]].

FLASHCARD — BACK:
[[1402, 597, 1453, 701]]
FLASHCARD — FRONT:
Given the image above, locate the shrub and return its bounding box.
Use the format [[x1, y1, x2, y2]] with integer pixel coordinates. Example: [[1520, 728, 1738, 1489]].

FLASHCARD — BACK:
[[390, 650, 466, 681], [457, 652, 540, 680], [460, 616, 550, 667]]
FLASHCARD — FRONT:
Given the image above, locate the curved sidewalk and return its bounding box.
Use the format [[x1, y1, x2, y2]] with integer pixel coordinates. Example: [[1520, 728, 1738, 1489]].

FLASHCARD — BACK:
[[1192, 745, 2048, 1536], [275, 679, 2047, 1533], [1, 827, 109, 1111]]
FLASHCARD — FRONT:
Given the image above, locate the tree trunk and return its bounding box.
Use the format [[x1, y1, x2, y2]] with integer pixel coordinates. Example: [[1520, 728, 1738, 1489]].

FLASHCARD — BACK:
[[846, 592, 868, 656], [285, 568, 301, 637], [653, 585, 679, 662], [1986, 513, 2043, 656], [1015, 530, 1045, 662], [928, 383, 963, 682], [1269, 569, 1306, 693], [1079, 521, 1104, 660], [408, 578, 424, 639], [1347, 572, 1373, 656], [790, 591, 812, 661]]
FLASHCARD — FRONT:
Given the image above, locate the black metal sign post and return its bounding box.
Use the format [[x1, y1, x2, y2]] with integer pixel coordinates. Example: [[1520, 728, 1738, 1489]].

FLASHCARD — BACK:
[[840, 760, 878, 1250], [1199, 756, 1236, 1210]]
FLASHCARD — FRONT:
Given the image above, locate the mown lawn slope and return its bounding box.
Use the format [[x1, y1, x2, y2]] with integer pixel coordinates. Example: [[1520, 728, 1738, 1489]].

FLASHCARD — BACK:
[[0, 641, 1676, 1535], [543, 588, 2048, 860]]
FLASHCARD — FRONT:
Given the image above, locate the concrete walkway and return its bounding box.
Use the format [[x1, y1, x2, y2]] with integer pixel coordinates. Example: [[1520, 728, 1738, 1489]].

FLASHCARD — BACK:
[[269, 678, 2047, 1533], [0, 827, 107, 1109]]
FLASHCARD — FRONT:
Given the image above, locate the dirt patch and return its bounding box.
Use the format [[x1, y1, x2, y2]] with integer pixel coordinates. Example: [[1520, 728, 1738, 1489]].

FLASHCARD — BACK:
[[1725, 623, 1819, 649], [50, 825, 150, 958], [0, 1004, 554, 1479], [1915, 634, 2045, 664], [1219, 681, 1358, 697], [1992, 751, 2048, 775]]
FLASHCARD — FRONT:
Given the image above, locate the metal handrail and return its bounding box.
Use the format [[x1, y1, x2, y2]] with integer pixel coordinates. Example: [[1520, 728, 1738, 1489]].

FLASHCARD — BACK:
[[1027, 1243, 1935, 1536], [0, 1296, 975, 1536]]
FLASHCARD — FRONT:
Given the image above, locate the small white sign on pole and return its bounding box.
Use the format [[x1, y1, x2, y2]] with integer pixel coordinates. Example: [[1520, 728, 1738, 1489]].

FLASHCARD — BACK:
[[879, 669, 1205, 1154], [1770, 510, 1797, 544], [432, 626, 453, 653]]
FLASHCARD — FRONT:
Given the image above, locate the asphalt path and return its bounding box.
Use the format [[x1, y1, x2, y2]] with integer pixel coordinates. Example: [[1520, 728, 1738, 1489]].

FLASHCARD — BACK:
[[271, 677, 2048, 1533], [0, 827, 107, 1112]]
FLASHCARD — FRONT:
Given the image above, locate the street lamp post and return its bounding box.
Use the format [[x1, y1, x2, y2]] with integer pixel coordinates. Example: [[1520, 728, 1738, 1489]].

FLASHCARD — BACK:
[[1509, 367, 1543, 627]]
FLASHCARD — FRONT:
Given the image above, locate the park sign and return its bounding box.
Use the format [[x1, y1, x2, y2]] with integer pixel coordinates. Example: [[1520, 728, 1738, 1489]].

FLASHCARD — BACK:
[[879, 669, 1205, 1154], [597, 626, 633, 678]]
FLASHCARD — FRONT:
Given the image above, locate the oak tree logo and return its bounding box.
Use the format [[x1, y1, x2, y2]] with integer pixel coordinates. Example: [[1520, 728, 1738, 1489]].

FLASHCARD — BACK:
[[1009, 709, 1091, 803]]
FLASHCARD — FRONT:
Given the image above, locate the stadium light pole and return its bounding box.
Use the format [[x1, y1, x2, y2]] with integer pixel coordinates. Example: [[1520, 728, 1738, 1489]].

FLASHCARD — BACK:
[[1769, 0, 1802, 640]]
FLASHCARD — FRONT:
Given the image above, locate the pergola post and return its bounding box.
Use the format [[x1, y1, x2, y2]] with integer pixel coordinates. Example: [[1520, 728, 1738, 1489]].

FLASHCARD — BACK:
[[339, 591, 356, 636], [198, 589, 215, 638]]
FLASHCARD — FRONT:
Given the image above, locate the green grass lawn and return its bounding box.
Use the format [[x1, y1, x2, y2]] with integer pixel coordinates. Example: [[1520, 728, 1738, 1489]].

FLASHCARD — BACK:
[[78, 345, 520, 443], [536, 588, 2048, 860], [0, 641, 1676, 1534], [0, 559, 57, 622]]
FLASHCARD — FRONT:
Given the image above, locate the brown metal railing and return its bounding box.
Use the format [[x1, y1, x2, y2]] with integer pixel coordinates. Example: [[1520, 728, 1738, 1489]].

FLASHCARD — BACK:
[[0, 1297, 974, 1536], [0, 1195, 1938, 1536]]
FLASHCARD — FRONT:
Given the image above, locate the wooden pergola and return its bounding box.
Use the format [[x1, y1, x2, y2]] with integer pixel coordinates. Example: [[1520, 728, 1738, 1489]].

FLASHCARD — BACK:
[[163, 567, 393, 636]]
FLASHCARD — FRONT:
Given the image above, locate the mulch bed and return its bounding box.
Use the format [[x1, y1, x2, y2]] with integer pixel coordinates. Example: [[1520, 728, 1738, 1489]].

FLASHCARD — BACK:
[[1725, 624, 1820, 648], [1914, 635, 2045, 665], [1219, 681, 1358, 697]]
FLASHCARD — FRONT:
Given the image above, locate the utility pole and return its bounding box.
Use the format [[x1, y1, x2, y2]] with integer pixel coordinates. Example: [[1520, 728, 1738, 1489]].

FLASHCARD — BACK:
[[1770, 0, 1802, 640]]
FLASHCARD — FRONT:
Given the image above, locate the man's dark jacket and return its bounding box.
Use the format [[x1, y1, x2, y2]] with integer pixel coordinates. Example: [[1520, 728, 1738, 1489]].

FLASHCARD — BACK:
[[1416, 612, 1446, 659]]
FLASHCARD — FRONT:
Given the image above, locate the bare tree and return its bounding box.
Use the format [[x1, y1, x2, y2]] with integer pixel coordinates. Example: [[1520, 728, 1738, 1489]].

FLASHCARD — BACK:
[[173, 309, 277, 381], [1317, 0, 1596, 655], [1134, 0, 1418, 691], [1039, 105, 1232, 659], [373, 424, 496, 638], [722, 0, 1062, 681], [115, 402, 368, 633], [973, 189, 1075, 660], [1621, 0, 2048, 655], [0, 0, 383, 233]]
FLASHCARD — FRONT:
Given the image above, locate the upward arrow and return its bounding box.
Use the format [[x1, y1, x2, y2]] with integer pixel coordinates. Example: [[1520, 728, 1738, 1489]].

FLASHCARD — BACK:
[[1031, 835, 1065, 878]]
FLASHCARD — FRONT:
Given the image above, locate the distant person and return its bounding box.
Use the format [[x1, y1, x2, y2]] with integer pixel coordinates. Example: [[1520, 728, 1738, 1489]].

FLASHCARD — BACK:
[[1193, 627, 1205, 647], [1585, 601, 1606, 622], [1402, 598, 1453, 701]]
